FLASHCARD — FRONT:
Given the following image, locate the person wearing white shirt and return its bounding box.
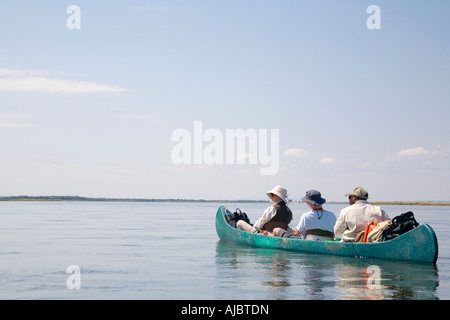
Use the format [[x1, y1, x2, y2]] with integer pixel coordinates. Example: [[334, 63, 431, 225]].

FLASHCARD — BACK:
[[334, 187, 390, 242], [294, 190, 336, 240], [237, 186, 292, 233]]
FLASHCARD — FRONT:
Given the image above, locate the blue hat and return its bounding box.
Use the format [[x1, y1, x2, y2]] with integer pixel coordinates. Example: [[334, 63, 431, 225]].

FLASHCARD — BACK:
[[301, 190, 326, 205]]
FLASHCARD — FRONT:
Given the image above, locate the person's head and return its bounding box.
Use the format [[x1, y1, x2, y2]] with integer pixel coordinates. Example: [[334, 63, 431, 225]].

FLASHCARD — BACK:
[[301, 190, 326, 210], [345, 187, 369, 205], [266, 186, 289, 204]]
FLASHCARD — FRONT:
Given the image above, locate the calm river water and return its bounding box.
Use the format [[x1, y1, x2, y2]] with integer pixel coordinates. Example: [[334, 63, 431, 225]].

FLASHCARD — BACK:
[[0, 201, 449, 300]]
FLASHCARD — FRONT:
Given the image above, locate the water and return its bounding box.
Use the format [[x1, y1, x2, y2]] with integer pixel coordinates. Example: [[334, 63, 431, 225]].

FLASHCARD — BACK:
[[0, 201, 449, 300]]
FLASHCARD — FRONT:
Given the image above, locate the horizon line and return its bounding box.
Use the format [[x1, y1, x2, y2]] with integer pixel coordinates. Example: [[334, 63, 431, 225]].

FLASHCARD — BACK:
[[1, 195, 449, 205]]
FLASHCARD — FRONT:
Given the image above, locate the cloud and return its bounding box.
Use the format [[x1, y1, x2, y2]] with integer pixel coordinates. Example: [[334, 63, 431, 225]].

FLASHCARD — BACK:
[[0, 77, 127, 93], [0, 68, 127, 93], [354, 161, 372, 169], [378, 146, 447, 166], [0, 122, 30, 128], [397, 147, 438, 157], [319, 157, 344, 164], [0, 68, 65, 77], [283, 148, 309, 157]]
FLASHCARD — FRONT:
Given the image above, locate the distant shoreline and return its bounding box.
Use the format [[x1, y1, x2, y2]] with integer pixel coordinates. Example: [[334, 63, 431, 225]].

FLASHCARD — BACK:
[[370, 201, 450, 206], [0, 196, 449, 206]]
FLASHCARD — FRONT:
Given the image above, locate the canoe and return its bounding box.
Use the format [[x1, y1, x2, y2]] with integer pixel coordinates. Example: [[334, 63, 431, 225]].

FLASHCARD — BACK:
[[215, 206, 438, 264]]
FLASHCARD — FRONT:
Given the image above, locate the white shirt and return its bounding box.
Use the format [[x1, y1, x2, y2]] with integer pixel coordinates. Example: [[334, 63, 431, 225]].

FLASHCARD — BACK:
[[334, 200, 390, 241], [295, 210, 337, 239], [254, 201, 284, 229]]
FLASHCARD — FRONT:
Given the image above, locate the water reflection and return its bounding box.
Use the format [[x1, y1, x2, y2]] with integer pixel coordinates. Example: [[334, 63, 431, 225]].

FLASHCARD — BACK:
[[215, 240, 439, 300]]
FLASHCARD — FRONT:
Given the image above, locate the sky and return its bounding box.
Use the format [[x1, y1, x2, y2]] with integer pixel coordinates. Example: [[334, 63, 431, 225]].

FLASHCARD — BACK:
[[0, 0, 449, 202]]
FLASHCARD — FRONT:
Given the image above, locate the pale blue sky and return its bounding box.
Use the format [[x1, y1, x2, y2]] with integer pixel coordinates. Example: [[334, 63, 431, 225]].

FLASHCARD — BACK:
[[1, 1, 449, 201]]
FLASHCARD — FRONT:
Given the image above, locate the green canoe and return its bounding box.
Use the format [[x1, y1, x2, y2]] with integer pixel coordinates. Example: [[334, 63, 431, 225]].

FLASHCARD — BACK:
[[215, 206, 438, 264]]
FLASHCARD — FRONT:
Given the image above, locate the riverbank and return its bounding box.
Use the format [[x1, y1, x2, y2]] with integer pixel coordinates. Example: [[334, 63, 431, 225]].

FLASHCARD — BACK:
[[0, 195, 265, 203], [0, 196, 449, 206], [371, 201, 450, 206]]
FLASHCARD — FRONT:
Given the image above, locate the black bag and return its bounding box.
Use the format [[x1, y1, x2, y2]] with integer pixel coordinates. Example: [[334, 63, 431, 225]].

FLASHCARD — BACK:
[[382, 211, 419, 241], [227, 208, 251, 228]]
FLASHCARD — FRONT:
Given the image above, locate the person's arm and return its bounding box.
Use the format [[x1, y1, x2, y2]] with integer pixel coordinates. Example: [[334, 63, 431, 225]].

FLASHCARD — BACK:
[[294, 214, 306, 236], [333, 211, 347, 237], [254, 206, 276, 229]]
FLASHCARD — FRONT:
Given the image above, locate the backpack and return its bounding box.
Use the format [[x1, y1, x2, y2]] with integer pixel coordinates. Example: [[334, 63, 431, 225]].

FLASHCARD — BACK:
[[382, 211, 419, 241], [227, 208, 251, 228], [367, 220, 392, 242]]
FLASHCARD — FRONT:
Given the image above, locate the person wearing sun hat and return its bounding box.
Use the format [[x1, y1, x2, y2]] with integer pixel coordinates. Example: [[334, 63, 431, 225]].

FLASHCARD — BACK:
[[292, 190, 337, 240], [237, 186, 293, 233], [334, 187, 390, 242]]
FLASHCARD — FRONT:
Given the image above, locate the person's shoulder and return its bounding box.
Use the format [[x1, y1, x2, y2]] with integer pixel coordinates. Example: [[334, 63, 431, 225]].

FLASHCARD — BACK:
[[339, 205, 351, 214], [366, 202, 383, 210], [324, 210, 337, 216], [272, 204, 280, 211]]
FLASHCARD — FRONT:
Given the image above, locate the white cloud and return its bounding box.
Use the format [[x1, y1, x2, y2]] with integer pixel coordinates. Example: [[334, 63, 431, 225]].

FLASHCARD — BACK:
[[0, 77, 127, 93], [320, 157, 337, 164], [378, 146, 447, 166], [0, 68, 127, 93], [0, 122, 30, 128], [397, 147, 436, 157], [319, 157, 345, 164], [354, 161, 372, 169], [283, 148, 309, 157], [0, 68, 65, 77]]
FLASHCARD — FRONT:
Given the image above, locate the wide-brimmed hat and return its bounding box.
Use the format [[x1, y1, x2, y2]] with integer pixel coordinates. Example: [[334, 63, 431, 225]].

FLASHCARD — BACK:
[[345, 187, 369, 200], [301, 190, 326, 205], [266, 186, 289, 203]]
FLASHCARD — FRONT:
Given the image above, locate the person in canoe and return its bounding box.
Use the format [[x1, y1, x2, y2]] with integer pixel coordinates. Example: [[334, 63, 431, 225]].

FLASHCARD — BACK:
[[264, 190, 336, 241], [237, 185, 293, 233], [334, 187, 390, 242], [294, 190, 336, 240]]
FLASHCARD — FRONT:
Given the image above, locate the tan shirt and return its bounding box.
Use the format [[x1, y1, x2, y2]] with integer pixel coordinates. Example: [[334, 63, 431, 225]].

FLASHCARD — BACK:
[[334, 200, 390, 241]]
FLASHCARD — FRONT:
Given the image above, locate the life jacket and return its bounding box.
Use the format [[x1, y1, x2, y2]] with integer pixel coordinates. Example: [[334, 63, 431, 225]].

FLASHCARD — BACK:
[[262, 201, 293, 232], [367, 220, 392, 242], [362, 221, 379, 243]]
